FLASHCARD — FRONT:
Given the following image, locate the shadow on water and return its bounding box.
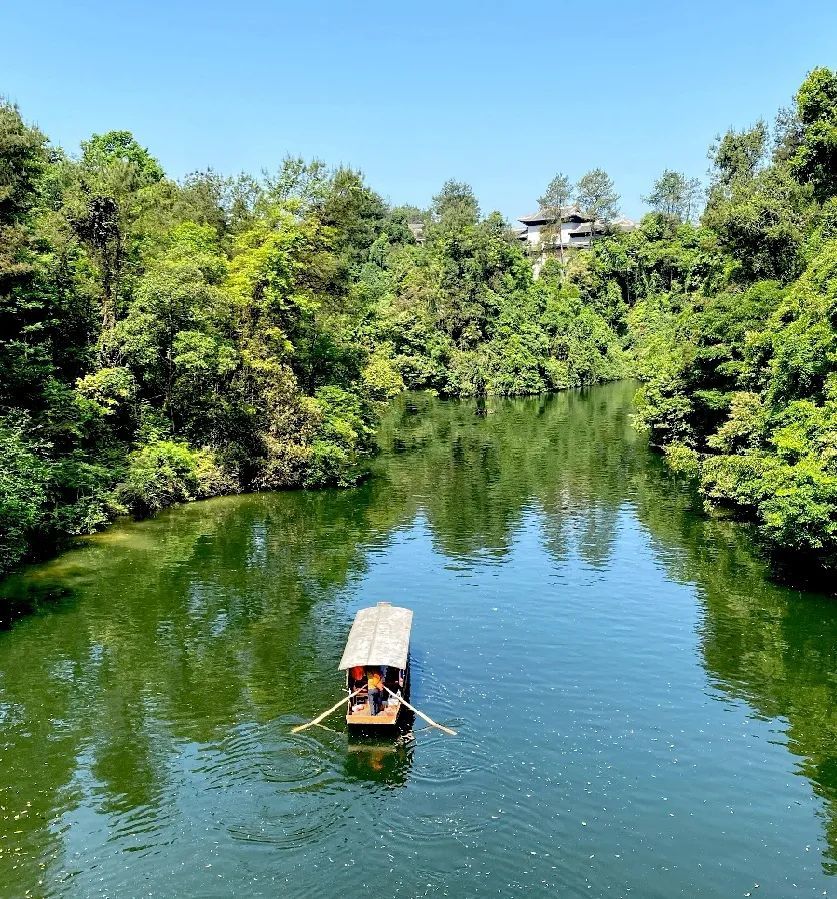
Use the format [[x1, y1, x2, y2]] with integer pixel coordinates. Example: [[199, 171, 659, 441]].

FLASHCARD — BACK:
[[1, 382, 837, 893], [0, 576, 77, 628]]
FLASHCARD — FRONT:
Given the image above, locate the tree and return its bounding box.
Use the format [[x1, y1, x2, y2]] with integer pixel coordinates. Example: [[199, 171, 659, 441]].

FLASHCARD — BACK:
[[176, 169, 231, 239], [0, 100, 46, 227], [539, 172, 572, 264], [705, 118, 809, 283], [710, 121, 767, 186], [57, 131, 169, 340], [575, 169, 619, 245], [790, 66, 837, 201], [684, 177, 703, 222], [80, 130, 164, 186], [0, 415, 51, 576], [263, 156, 329, 211], [0, 100, 60, 407], [703, 163, 812, 284], [117, 256, 230, 434], [70, 194, 123, 333], [430, 180, 480, 230], [644, 170, 703, 224], [773, 106, 804, 165], [319, 167, 388, 271]]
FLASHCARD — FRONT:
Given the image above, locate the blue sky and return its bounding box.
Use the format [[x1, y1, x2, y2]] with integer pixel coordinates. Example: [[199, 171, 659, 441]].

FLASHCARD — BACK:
[[2, 0, 836, 221]]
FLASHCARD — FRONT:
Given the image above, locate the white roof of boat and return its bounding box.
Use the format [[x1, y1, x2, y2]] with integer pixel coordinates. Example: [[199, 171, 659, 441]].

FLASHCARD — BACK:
[[338, 603, 413, 670]]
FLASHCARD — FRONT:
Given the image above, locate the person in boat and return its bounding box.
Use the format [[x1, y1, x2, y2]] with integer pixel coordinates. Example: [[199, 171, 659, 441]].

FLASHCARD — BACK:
[[366, 666, 384, 715], [349, 665, 365, 692]]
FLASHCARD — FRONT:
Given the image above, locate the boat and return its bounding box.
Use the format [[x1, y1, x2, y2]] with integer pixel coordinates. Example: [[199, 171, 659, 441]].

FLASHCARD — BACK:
[[339, 602, 412, 729]]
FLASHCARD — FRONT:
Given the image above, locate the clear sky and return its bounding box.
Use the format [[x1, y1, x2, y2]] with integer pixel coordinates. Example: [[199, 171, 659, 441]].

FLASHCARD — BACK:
[[2, 1, 836, 221]]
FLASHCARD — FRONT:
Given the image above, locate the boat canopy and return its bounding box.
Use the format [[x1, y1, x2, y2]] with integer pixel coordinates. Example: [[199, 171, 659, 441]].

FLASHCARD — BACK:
[[338, 603, 413, 671]]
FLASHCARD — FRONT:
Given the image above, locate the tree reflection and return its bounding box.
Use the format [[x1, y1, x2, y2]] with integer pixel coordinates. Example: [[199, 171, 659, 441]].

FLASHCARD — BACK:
[[631, 474, 837, 874], [1, 382, 837, 888]]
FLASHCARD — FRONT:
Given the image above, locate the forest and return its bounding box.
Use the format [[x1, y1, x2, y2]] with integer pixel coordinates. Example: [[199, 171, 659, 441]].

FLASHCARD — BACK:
[[1, 65, 836, 579], [591, 66, 837, 574]]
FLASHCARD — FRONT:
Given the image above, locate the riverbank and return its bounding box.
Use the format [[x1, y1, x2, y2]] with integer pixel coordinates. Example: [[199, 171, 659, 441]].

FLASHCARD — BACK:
[[1, 380, 628, 615], [5, 65, 837, 592], [6, 371, 837, 627]]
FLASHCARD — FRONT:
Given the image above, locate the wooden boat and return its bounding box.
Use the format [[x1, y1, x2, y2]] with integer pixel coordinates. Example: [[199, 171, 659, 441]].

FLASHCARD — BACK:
[[339, 602, 412, 729]]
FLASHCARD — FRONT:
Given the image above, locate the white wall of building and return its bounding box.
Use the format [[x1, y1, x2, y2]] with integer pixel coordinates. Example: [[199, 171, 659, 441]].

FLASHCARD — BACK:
[[525, 221, 584, 247]]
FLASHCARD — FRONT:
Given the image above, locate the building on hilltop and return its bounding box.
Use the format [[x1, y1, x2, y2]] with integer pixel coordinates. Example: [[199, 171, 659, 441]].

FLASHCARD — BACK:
[[516, 206, 636, 252]]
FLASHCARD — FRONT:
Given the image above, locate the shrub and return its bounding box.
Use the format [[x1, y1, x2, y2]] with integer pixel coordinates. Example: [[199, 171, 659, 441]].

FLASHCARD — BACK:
[[117, 440, 235, 516], [361, 349, 404, 402], [664, 442, 701, 478], [303, 386, 374, 486], [75, 367, 138, 418]]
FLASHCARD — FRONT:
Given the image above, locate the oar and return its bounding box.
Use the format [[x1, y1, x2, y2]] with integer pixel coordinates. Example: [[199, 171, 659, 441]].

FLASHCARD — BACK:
[[292, 687, 365, 733], [382, 684, 457, 736]]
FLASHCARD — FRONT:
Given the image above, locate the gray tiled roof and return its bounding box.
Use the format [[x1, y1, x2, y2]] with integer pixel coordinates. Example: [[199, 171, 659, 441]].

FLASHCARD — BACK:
[[518, 205, 587, 225], [568, 220, 604, 235]]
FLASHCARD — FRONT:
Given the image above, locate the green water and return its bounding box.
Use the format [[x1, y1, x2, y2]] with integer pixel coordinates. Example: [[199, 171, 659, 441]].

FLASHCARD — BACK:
[[2, 382, 837, 898]]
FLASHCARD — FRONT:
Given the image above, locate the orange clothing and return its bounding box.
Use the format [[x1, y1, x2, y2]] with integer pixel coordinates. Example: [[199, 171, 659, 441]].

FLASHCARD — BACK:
[[367, 671, 382, 690], [350, 666, 365, 683]]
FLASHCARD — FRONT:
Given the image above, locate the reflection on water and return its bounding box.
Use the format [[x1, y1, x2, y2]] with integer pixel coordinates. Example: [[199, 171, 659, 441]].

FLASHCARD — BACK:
[[344, 737, 414, 786], [0, 382, 836, 897]]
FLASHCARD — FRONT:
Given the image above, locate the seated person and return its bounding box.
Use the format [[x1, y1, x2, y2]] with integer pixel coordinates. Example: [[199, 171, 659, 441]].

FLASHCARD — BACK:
[[349, 665, 366, 692]]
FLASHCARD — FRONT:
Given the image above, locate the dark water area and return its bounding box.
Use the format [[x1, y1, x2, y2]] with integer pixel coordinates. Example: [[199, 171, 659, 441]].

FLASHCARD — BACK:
[[2, 382, 837, 897]]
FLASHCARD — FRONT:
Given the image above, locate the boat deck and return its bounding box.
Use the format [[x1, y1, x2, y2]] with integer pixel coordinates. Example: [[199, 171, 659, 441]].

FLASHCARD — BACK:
[[347, 698, 401, 726]]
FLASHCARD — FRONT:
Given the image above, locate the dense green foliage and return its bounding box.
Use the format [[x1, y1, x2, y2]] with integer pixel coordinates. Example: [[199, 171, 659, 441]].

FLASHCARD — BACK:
[[578, 67, 837, 573], [8, 66, 834, 580], [364, 198, 626, 398], [0, 114, 395, 576], [0, 107, 626, 577]]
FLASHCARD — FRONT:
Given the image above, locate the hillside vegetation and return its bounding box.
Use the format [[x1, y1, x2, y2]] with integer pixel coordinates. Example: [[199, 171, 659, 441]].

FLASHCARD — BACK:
[[2, 65, 836, 579], [0, 108, 624, 577], [579, 67, 837, 573]]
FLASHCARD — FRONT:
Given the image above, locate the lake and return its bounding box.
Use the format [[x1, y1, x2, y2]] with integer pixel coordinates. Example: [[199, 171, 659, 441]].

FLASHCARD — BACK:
[[1, 382, 837, 898]]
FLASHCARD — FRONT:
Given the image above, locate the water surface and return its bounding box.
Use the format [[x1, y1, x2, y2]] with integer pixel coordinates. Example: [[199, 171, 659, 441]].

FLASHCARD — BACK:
[[2, 383, 837, 897]]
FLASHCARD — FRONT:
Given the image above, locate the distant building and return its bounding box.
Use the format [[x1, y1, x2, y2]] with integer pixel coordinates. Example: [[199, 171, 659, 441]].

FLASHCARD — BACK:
[[517, 206, 636, 251], [408, 222, 426, 244]]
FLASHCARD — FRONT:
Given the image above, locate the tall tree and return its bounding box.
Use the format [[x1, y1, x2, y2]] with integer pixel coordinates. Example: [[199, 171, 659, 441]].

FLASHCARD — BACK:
[[0, 101, 46, 231], [790, 66, 837, 201], [430, 180, 480, 230], [684, 177, 703, 222], [710, 121, 767, 186], [644, 170, 703, 223], [773, 106, 804, 165], [176, 169, 231, 238], [263, 156, 329, 211], [319, 167, 388, 271], [705, 115, 811, 283], [575, 169, 619, 246], [79, 130, 164, 186], [539, 172, 572, 264], [0, 100, 66, 409], [61, 131, 168, 339]]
